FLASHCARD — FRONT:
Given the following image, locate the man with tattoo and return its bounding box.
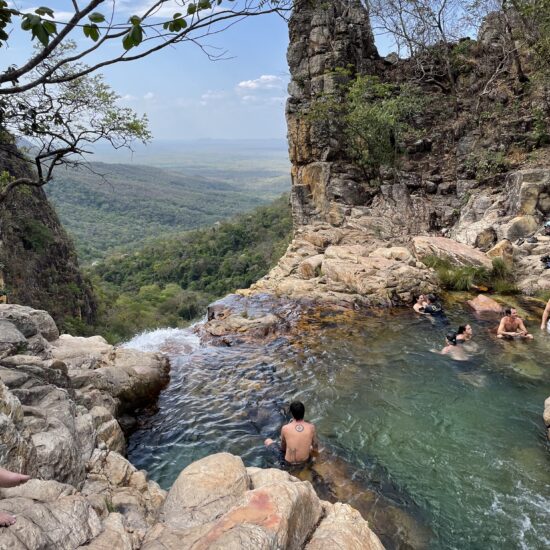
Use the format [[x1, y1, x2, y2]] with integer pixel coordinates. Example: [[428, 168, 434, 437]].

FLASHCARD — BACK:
[[264, 401, 318, 466]]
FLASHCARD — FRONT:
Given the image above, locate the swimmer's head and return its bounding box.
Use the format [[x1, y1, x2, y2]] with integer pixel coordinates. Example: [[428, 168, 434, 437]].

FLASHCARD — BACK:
[[427, 293, 437, 304], [505, 307, 517, 318], [289, 401, 305, 420], [457, 324, 472, 335], [446, 330, 458, 345]]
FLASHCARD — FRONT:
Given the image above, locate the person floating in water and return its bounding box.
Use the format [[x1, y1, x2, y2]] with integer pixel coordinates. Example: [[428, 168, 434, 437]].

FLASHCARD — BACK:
[[0, 467, 30, 526], [497, 308, 534, 340], [264, 401, 318, 466], [432, 330, 468, 361], [456, 324, 473, 343], [423, 294, 443, 315], [413, 294, 427, 313], [540, 297, 550, 331]]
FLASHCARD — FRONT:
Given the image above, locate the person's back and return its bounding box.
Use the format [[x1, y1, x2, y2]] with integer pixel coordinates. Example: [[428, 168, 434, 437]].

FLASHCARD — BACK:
[[281, 418, 316, 463], [264, 400, 317, 465]]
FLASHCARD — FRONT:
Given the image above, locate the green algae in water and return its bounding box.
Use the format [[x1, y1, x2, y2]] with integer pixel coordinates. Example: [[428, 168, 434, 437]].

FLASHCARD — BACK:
[[127, 309, 550, 549]]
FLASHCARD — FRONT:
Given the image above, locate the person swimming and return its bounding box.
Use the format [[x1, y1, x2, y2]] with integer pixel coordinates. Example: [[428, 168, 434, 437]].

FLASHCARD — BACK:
[[264, 400, 318, 467], [456, 324, 472, 344], [413, 294, 428, 313], [432, 330, 468, 361]]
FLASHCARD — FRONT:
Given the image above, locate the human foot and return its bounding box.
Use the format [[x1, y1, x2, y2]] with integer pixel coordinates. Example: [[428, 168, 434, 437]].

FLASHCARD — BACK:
[[0, 468, 30, 488], [0, 512, 16, 527]]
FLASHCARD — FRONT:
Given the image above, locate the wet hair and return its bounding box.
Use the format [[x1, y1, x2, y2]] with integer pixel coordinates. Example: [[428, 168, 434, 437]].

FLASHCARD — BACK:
[[427, 293, 437, 303], [446, 330, 458, 345], [289, 401, 305, 420], [457, 325, 467, 335], [505, 308, 512, 316]]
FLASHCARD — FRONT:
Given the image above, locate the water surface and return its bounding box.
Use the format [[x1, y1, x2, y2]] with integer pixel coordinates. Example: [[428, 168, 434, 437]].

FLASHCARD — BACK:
[[126, 304, 550, 549]]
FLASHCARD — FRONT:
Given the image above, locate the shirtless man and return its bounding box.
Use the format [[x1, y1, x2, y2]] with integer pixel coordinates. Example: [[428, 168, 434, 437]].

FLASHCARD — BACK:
[[540, 298, 550, 331], [432, 330, 468, 361], [497, 308, 534, 339], [0, 467, 30, 527], [264, 401, 318, 465]]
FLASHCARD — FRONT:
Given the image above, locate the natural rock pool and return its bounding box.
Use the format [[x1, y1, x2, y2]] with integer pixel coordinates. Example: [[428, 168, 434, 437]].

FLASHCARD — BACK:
[[126, 299, 549, 549]]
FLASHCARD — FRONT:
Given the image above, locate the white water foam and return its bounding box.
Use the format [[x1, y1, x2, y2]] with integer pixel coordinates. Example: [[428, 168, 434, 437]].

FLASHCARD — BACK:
[[122, 327, 201, 355]]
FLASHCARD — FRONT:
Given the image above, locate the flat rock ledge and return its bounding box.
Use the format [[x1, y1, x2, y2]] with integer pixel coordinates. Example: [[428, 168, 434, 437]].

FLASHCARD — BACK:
[[0, 305, 384, 549]]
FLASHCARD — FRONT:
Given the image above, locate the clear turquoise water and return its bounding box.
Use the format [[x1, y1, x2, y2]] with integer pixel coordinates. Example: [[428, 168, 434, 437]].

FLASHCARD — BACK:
[[127, 303, 550, 549]]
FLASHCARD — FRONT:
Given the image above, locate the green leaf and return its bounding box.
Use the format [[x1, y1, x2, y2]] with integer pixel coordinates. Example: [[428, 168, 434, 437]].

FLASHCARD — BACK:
[[21, 16, 32, 31], [34, 6, 54, 17], [129, 15, 141, 25], [89, 12, 105, 23], [122, 32, 134, 50], [32, 23, 50, 46], [130, 24, 143, 46], [42, 19, 57, 35], [187, 4, 197, 15], [198, 0, 212, 9]]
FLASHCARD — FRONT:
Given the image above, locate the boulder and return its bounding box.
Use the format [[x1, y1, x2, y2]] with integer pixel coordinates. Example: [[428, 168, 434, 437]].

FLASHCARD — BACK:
[[500, 215, 539, 241], [297, 254, 324, 279], [0, 304, 59, 341], [0, 321, 27, 358], [0, 494, 101, 549], [467, 294, 503, 314], [487, 239, 514, 267], [161, 453, 249, 530], [49, 334, 111, 370], [412, 236, 493, 269], [306, 502, 384, 550]]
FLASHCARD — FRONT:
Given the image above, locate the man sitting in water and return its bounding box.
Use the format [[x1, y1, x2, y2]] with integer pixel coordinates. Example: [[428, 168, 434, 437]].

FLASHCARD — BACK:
[[264, 401, 318, 466], [497, 308, 534, 340], [0, 467, 31, 526]]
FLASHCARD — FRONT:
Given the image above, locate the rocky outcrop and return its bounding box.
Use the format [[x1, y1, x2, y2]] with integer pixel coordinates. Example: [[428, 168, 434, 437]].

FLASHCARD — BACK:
[[0, 141, 97, 329], [0, 305, 384, 549], [142, 453, 383, 550]]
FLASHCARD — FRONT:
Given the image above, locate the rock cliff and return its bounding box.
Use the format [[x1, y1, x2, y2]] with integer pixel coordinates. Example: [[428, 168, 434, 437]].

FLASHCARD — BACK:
[[246, 0, 550, 307], [0, 304, 384, 549], [0, 142, 97, 328]]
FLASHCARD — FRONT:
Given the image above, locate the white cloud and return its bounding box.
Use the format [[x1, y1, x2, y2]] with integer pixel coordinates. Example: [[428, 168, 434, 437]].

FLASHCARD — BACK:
[[119, 94, 137, 101], [143, 92, 155, 100], [237, 75, 284, 91]]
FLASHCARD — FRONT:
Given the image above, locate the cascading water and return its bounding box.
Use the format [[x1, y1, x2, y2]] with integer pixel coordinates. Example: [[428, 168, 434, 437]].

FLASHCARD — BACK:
[[125, 301, 550, 549]]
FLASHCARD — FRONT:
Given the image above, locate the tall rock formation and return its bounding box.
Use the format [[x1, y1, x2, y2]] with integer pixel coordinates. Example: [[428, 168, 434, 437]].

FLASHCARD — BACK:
[[0, 142, 97, 327], [287, 0, 379, 227]]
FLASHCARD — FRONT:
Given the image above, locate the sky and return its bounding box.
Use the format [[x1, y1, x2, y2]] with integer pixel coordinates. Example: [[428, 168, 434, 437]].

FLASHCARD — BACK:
[[4, 1, 293, 141]]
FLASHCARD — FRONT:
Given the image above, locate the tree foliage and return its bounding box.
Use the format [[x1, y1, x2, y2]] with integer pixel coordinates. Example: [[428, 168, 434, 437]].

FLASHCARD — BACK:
[[309, 73, 424, 178], [0, 0, 291, 201], [81, 194, 292, 342]]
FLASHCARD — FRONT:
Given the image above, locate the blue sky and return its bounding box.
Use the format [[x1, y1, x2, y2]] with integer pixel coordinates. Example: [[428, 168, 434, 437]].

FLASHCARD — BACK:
[[4, 1, 292, 140]]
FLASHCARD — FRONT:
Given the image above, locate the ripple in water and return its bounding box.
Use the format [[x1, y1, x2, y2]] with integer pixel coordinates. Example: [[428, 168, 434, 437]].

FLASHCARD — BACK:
[[128, 306, 550, 549]]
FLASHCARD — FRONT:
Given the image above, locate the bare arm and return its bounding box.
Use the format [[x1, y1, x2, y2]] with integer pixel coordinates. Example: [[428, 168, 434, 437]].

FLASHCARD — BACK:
[[497, 318, 516, 336], [541, 300, 550, 329], [280, 429, 286, 452], [517, 318, 529, 335]]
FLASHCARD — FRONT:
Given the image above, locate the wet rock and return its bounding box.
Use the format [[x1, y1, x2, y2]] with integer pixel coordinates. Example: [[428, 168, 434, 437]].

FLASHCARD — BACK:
[[467, 294, 503, 314], [161, 452, 249, 530], [487, 239, 514, 267]]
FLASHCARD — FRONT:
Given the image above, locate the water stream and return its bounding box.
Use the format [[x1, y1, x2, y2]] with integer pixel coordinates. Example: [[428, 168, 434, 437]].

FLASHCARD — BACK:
[[126, 300, 550, 549]]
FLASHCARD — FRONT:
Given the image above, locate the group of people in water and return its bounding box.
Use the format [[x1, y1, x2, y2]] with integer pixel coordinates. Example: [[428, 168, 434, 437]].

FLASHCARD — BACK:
[[413, 293, 545, 361]]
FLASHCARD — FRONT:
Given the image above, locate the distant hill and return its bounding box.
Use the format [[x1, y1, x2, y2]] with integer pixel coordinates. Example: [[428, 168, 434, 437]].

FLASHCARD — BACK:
[[79, 194, 292, 342], [47, 151, 290, 261]]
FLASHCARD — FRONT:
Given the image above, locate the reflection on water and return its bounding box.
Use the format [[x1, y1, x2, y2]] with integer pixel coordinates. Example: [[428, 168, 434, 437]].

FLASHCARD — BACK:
[[126, 302, 550, 549]]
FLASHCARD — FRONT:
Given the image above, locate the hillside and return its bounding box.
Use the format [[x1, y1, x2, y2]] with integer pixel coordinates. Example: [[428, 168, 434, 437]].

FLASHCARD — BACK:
[[80, 194, 292, 342], [46, 146, 290, 262]]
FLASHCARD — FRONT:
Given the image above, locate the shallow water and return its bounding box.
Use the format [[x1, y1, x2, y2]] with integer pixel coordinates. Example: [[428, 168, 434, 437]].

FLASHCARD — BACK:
[[126, 303, 550, 549]]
